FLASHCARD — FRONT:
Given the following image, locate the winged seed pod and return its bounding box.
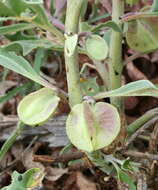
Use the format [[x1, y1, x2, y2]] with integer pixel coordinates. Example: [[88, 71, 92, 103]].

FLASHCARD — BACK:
[[18, 88, 60, 126], [85, 34, 108, 61], [66, 101, 120, 152]]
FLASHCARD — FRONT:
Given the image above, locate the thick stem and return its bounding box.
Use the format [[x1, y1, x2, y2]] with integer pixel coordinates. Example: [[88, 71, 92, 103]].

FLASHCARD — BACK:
[[64, 0, 83, 107], [65, 0, 83, 34], [109, 0, 124, 111], [0, 121, 25, 162], [93, 61, 109, 90]]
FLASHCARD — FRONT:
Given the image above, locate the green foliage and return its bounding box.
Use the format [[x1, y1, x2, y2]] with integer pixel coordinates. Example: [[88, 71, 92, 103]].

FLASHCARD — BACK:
[[0, 1, 15, 16], [0, 168, 44, 190], [0, 23, 34, 35], [0, 0, 64, 41], [66, 101, 120, 152], [18, 87, 60, 126], [117, 170, 136, 190], [94, 80, 158, 99], [91, 21, 121, 33], [2, 0, 49, 26], [126, 0, 139, 6], [126, 15, 158, 53], [85, 34, 108, 61], [3, 39, 63, 56], [1, 1, 158, 188], [0, 49, 50, 87], [104, 156, 137, 190], [80, 20, 121, 33], [88, 153, 138, 190]]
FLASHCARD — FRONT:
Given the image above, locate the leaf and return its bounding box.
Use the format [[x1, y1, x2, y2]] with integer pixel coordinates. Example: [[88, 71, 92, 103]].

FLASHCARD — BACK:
[[5, 0, 50, 26], [0, 23, 34, 35], [66, 101, 120, 152], [0, 168, 43, 190], [4, 0, 43, 15], [5, 31, 38, 41], [85, 35, 108, 61], [126, 0, 139, 6], [18, 87, 60, 126], [94, 80, 158, 99], [0, 49, 49, 87], [22, 168, 44, 188], [0, 0, 64, 41], [0, 2, 15, 17], [126, 16, 158, 53], [88, 13, 110, 24], [3, 39, 63, 56], [91, 21, 121, 33], [121, 158, 133, 172], [110, 160, 137, 190], [118, 170, 136, 190], [0, 17, 17, 21]]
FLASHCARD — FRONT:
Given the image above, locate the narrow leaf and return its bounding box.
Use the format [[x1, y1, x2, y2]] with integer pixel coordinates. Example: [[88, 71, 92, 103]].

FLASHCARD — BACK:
[[0, 17, 17, 21], [94, 80, 158, 100], [0, 49, 47, 86], [3, 39, 63, 56], [0, 23, 34, 35], [91, 21, 121, 33]]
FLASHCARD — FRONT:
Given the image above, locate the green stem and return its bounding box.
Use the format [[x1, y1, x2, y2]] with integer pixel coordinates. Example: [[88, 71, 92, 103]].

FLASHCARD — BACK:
[[93, 61, 109, 90], [0, 121, 25, 162], [151, 0, 158, 12], [64, 0, 83, 107], [127, 107, 158, 135], [109, 0, 124, 112]]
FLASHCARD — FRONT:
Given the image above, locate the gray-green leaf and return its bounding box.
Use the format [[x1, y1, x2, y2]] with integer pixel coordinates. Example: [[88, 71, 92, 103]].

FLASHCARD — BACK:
[[94, 80, 158, 100], [0, 49, 49, 87]]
